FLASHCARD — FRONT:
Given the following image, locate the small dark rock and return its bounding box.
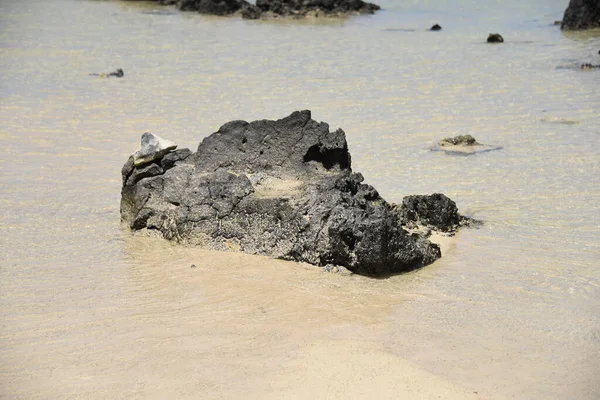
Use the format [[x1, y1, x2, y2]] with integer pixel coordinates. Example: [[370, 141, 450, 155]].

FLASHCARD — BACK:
[[430, 24, 442, 31], [439, 134, 479, 146], [395, 194, 476, 233], [89, 68, 124, 78], [432, 134, 502, 156], [487, 33, 504, 43], [581, 63, 600, 69]]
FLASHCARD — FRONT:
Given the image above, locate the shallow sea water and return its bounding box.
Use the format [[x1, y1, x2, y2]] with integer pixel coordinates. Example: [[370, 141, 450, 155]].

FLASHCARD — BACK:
[[1, 0, 599, 398]]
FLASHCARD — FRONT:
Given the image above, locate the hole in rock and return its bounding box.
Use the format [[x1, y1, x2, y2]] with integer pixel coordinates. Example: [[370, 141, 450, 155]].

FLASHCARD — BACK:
[[303, 145, 350, 170]]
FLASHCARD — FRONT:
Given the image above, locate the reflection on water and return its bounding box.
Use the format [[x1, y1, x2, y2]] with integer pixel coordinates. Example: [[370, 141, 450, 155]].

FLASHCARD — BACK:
[[1, 0, 599, 398]]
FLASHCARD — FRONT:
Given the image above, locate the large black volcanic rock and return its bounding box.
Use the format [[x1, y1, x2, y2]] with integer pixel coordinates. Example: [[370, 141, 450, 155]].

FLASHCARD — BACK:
[[121, 111, 472, 276], [561, 0, 600, 30]]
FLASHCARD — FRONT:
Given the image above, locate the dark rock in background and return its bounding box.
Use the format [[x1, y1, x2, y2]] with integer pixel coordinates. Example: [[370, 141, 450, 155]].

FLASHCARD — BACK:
[[487, 33, 504, 43], [121, 0, 380, 18], [561, 0, 600, 30], [89, 68, 124, 78], [252, 0, 380, 18]]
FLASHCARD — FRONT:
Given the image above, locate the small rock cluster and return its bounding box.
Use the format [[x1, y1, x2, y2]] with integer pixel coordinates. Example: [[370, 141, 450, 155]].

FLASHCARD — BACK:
[[89, 68, 124, 78]]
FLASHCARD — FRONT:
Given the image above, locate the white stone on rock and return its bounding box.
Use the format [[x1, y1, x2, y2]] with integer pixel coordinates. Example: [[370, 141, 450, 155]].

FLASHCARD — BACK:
[[132, 132, 177, 166]]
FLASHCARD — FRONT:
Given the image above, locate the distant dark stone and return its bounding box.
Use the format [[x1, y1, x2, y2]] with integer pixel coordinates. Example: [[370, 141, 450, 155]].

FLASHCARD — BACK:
[[554, 20, 562, 25], [439, 134, 479, 146], [89, 68, 124, 78], [432, 134, 502, 156], [581, 63, 600, 69], [561, 0, 600, 30], [430, 24, 442, 31], [120, 111, 474, 276], [487, 33, 504, 43]]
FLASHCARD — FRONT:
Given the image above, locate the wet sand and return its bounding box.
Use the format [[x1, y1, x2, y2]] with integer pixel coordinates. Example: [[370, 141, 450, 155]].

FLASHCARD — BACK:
[[1, 239, 486, 399], [1, 0, 599, 398], [266, 339, 482, 399]]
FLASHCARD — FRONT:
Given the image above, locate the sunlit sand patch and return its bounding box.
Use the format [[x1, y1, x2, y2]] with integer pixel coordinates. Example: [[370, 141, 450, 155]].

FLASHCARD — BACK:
[[264, 339, 480, 399]]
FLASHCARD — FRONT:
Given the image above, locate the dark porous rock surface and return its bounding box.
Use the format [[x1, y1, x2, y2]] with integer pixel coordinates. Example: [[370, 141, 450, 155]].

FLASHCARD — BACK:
[[561, 0, 600, 30], [120, 111, 473, 276], [487, 33, 504, 43], [178, 0, 252, 15], [121, 0, 380, 18], [393, 194, 476, 233], [249, 0, 380, 18]]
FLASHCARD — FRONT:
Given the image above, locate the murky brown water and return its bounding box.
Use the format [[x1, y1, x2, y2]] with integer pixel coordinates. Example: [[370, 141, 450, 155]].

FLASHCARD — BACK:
[[1, 0, 599, 398]]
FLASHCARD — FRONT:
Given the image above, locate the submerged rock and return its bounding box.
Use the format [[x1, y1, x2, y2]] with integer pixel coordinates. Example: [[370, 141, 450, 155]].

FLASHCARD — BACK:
[[439, 134, 478, 146], [131, 132, 178, 167], [561, 0, 600, 30], [89, 68, 124, 78], [581, 63, 600, 70], [394, 194, 476, 233], [487, 33, 504, 43], [432, 134, 502, 156], [120, 111, 473, 276]]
